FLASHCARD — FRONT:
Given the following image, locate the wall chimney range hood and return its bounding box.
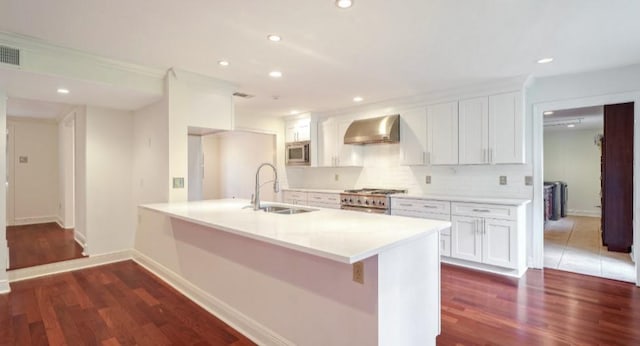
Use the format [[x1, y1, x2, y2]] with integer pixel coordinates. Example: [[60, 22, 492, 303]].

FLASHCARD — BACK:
[[343, 114, 400, 144]]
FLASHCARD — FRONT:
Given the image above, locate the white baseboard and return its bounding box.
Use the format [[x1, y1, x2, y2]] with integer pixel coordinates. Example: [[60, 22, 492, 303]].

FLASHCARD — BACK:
[[567, 210, 601, 218], [441, 257, 527, 278], [0, 279, 9, 294], [8, 250, 132, 283], [131, 250, 293, 346], [56, 218, 75, 230], [9, 215, 58, 226], [74, 231, 87, 249]]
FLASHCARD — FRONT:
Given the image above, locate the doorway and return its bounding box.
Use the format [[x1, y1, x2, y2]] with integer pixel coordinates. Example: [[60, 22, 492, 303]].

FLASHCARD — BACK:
[[542, 105, 635, 282], [5, 98, 84, 270], [534, 95, 639, 285]]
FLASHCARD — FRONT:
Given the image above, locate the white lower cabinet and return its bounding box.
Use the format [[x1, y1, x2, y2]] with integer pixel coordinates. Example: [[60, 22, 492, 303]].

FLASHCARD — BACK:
[[283, 190, 308, 205], [390, 198, 452, 257], [450, 203, 517, 269], [306, 192, 341, 209]]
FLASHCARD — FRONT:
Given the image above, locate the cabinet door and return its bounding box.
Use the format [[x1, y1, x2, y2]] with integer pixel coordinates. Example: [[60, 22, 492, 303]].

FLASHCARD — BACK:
[[296, 119, 311, 142], [399, 107, 427, 165], [427, 102, 458, 165], [489, 92, 524, 164], [317, 120, 337, 167], [482, 218, 517, 268], [336, 120, 363, 167], [285, 121, 298, 142], [458, 97, 489, 165], [451, 215, 482, 262]]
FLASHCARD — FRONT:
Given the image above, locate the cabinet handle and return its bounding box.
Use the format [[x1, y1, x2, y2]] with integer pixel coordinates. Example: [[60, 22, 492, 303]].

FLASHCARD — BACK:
[[426, 152, 431, 165], [489, 148, 493, 163], [313, 196, 321, 200], [422, 152, 426, 165], [472, 209, 491, 213], [483, 149, 487, 163], [475, 220, 480, 234], [399, 203, 412, 207], [423, 205, 438, 209]]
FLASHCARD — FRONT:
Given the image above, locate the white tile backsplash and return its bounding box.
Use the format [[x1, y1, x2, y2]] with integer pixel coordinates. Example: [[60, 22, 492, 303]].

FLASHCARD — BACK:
[[286, 144, 533, 198]]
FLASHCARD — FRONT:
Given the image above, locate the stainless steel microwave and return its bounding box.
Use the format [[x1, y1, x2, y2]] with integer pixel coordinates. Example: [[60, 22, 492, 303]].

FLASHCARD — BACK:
[[286, 141, 310, 166]]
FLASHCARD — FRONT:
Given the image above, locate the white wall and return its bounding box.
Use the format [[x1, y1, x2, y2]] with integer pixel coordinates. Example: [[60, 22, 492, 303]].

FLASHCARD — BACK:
[[167, 70, 235, 203], [202, 134, 221, 199], [82, 106, 135, 255], [187, 135, 203, 201], [58, 110, 75, 228], [0, 92, 8, 293], [544, 128, 603, 217], [7, 117, 59, 225], [132, 98, 169, 206]]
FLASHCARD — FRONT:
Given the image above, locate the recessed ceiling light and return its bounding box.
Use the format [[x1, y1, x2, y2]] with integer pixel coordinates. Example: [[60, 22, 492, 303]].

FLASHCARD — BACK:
[[267, 34, 281, 42], [335, 0, 353, 9], [353, 96, 363, 102], [57, 88, 69, 94], [218, 60, 229, 67], [567, 124, 576, 128], [290, 110, 299, 115], [537, 57, 554, 64], [543, 111, 554, 115], [269, 71, 283, 78]]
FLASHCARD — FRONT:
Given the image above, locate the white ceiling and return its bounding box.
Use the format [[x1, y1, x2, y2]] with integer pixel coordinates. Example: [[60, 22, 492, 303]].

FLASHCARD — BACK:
[[6, 97, 73, 120], [544, 105, 603, 132], [1, 1, 640, 117]]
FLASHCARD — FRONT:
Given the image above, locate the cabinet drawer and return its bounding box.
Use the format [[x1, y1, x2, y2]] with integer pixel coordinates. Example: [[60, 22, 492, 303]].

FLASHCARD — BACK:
[[284, 191, 308, 202], [390, 209, 451, 235], [391, 198, 450, 214], [451, 202, 516, 220], [307, 192, 341, 206]]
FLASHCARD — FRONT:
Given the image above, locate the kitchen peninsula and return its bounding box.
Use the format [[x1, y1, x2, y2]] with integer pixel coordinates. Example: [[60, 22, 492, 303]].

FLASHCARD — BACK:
[[134, 199, 451, 346]]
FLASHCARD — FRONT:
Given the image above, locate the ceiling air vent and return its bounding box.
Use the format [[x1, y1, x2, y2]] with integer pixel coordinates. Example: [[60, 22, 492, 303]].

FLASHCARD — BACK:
[[233, 92, 254, 99], [0, 45, 20, 66]]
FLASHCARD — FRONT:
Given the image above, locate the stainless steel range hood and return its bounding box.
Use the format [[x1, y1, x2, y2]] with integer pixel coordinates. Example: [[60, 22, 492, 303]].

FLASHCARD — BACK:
[[343, 114, 400, 144]]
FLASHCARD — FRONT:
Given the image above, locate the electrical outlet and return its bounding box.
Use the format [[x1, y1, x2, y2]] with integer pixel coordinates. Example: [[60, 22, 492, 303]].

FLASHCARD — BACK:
[[425, 175, 431, 184], [334, 173, 340, 181], [499, 176, 507, 185], [173, 177, 185, 188], [353, 261, 364, 284], [525, 176, 533, 186]]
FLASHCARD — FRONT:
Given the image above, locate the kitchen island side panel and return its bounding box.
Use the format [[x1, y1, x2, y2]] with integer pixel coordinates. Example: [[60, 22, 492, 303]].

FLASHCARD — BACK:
[[134, 208, 379, 346]]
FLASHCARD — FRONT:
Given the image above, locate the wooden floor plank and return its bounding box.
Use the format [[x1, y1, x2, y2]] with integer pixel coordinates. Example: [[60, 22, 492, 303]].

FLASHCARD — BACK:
[[1, 260, 639, 345], [7, 223, 86, 270]]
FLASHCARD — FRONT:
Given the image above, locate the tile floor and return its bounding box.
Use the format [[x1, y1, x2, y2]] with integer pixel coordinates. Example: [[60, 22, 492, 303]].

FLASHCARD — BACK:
[[544, 215, 636, 283]]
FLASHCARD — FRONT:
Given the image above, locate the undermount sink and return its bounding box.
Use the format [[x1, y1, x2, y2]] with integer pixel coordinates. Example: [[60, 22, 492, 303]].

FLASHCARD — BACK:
[[261, 205, 315, 214]]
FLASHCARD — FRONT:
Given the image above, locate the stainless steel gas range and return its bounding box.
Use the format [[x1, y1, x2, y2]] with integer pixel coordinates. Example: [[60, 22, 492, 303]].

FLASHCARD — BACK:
[[340, 188, 407, 214]]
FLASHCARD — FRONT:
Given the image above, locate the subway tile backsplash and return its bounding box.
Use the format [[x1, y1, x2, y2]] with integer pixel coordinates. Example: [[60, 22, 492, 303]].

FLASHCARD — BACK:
[[286, 144, 533, 198]]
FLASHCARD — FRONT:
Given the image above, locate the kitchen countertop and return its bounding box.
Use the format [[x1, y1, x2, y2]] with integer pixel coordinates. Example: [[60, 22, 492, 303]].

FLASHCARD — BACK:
[[141, 199, 450, 264], [391, 194, 531, 206], [282, 188, 345, 194]]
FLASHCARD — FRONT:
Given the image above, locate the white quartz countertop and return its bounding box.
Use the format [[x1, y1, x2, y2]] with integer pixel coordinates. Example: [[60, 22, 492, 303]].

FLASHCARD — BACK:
[[282, 188, 344, 194], [391, 194, 531, 206], [141, 199, 450, 264]]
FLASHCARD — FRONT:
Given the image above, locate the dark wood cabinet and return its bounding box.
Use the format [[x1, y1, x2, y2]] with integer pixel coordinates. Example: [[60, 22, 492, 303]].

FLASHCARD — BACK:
[[601, 102, 634, 252]]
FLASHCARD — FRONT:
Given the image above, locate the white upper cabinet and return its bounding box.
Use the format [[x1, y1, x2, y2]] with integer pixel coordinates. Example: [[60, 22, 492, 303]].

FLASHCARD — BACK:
[[399, 107, 428, 166], [489, 92, 524, 164], [285, 118, 311, 142], [427, 102, 458, 165], [458, 97, 489, 165], [317, 118, 362, 167]]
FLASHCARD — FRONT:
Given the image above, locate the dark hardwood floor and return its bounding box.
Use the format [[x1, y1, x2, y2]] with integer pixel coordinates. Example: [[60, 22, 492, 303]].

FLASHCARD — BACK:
[[7, 222, 86, 270], [0, 260, 256, 345], [438, 264, 640, 345], [1, 260, 639, 345]]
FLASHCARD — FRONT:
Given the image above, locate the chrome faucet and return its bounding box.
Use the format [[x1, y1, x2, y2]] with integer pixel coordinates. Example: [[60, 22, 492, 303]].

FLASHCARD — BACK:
[[253, 163, 280, 211]]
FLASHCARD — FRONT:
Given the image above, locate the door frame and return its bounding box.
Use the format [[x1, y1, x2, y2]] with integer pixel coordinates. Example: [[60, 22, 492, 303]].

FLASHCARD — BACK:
[[532, 91, 640, 286]]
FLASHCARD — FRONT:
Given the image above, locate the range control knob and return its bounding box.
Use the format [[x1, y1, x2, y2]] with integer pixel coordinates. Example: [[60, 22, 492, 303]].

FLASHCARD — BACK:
[[357, 199, 362, 204], [380, 201, 385, 206], [365, 200, 370, 205], [349, 198, 353, 203]]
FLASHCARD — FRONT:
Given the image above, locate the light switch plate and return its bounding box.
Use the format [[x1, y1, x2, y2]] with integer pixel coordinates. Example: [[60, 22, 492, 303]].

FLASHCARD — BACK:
[[525, 176, 533, 186], [19, 156, 28, 163], [425, 175, 431, 184], [353, 261, 364, 284], [173, 177, 185, 189], [499, 176, 507, 185]]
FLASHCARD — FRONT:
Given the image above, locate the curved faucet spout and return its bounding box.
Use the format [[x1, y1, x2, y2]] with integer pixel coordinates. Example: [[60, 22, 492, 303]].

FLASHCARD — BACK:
[[254, 163, 279, 211]]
